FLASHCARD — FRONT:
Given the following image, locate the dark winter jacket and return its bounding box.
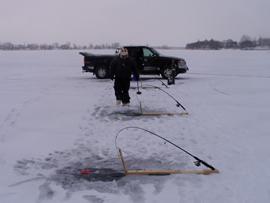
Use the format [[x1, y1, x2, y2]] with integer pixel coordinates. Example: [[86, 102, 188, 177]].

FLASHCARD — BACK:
[[110, 57, 139, 80]]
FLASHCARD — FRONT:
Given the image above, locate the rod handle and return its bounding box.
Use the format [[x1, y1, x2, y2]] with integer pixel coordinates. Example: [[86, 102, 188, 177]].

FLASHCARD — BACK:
[[194, 156, 216, 171]]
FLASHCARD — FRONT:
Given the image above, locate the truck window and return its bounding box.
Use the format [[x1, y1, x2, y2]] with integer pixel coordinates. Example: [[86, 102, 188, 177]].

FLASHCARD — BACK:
[[143, 48, 154, 57]]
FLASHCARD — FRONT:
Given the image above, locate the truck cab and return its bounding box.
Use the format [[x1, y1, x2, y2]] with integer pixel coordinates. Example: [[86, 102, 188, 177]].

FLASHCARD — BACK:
[[126, 46, 161, 75]]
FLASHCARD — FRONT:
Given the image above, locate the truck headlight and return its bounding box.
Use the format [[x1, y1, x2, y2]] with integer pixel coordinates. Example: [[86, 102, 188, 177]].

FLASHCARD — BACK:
[[179, 60, 186, 66]]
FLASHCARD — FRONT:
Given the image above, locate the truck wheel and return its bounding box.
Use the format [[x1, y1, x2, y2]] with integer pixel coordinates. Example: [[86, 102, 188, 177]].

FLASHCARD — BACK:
[[161, 68, 171, 79], [161, 68, 177, 79], [95, 66, 108, 79]]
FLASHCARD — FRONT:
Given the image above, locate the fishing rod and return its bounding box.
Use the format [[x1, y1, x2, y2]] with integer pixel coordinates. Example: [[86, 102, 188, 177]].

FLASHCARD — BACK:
[[140, 79, 169, 88], [143, 84, 187, 111], [115, 126, 216, 171], [158, 79, 169, 88]]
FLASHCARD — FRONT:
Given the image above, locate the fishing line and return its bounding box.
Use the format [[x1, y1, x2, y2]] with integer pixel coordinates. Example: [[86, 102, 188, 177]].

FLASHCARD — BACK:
[[158, 79, 169, 88]]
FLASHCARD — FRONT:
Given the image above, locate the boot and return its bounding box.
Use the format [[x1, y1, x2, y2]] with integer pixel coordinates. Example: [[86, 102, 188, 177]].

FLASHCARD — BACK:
[[122, 102, 130, 107], [116, 100, 122, 105]]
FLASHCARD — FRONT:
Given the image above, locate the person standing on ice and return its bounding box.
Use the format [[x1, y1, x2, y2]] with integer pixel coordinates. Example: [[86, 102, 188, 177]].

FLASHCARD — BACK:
[[110, 47, 139, 106]]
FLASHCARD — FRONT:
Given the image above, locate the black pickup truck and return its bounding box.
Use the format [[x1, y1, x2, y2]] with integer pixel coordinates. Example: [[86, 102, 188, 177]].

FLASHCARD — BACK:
[[79, 46, 188, 79]]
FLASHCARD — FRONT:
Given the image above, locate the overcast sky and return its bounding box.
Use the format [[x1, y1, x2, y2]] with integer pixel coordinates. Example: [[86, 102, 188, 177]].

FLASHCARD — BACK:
[[1, 0, 269, 46]]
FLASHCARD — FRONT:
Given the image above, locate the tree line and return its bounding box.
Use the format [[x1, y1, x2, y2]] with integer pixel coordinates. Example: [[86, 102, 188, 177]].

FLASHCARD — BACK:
[[0, 42, 121, 50], [186, 35, 270, 50]]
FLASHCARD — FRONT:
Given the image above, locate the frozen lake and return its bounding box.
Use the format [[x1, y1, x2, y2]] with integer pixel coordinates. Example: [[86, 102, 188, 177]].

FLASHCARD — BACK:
[[0, 49, 270, 203]]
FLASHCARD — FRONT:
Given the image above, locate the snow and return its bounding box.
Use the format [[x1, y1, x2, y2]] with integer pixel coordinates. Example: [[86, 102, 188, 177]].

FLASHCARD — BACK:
[[0, 49, 270, 203]]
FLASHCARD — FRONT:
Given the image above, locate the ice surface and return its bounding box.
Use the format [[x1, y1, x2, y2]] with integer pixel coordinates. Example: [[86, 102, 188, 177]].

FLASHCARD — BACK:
[[0, 49, 270, 202]]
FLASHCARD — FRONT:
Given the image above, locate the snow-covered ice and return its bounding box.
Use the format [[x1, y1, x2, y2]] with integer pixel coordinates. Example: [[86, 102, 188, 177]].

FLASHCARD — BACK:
[[0, 49, 270, 203]]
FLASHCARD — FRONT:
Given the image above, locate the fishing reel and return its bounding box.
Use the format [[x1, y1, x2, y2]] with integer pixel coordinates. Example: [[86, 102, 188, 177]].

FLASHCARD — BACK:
[[194, 160, 201, 167]]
